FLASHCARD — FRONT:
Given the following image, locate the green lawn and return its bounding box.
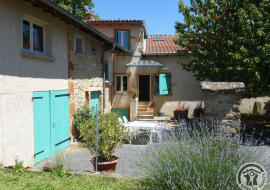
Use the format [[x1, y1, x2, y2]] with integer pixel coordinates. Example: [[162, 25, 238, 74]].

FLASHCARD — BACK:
[[0, 169, 142, 190]]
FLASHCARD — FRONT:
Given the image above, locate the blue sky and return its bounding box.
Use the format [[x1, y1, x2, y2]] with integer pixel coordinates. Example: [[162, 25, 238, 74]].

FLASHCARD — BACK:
[[93, 0, 189, 35]]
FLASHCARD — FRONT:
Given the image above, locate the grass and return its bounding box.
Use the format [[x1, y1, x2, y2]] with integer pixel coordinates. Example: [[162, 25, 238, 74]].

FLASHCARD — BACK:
[[0, 169, 141, 190]]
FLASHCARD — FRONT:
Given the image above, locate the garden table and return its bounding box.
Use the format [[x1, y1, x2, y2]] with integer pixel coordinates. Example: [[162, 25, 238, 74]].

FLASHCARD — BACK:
[[125, 121, 159, 143]]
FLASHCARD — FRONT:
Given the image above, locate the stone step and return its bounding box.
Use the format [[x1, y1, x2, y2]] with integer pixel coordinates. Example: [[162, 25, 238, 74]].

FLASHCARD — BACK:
[[138, 108, 154, 112], [138, 102, 154, 106], [138, 105, 154, 109], [138, 111, 154, 115], [137, 115, 155, 120]]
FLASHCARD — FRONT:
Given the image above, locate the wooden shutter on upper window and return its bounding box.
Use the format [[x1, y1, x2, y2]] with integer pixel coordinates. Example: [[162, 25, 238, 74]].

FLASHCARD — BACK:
[[159, 74, 171, 95], [115, 30, 118, 43], [126, 30, 129, 50]]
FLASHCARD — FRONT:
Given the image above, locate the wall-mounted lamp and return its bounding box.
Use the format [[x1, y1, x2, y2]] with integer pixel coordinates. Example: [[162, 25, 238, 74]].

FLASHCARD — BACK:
[[143, 66, 146, 70], [92, 47, 97, 55]]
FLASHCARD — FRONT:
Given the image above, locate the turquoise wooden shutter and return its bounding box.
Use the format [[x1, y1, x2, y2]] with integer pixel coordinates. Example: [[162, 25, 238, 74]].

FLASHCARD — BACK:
[[159, 74, 171, 95], [125, 30, 129, 50], [115, 30, 118, 43], [91, 91, 99, 115], [111, 108, 128, 120], [50, 90, 70, 155], [33, 91, 51, 164]]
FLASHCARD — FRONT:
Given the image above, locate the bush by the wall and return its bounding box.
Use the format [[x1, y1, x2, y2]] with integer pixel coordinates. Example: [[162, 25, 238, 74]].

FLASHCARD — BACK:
[[72, 103, 93, 140]]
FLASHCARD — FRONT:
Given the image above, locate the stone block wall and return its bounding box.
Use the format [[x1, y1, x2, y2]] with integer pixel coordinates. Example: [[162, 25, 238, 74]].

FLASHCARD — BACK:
[[67, 26, 111, 141], [201, 82, 245, 131], [130, 98, 138, 122]]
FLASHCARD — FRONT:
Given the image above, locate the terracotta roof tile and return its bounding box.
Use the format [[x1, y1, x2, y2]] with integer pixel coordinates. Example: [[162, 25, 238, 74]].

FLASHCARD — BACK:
[[145, 35, 184, 54]]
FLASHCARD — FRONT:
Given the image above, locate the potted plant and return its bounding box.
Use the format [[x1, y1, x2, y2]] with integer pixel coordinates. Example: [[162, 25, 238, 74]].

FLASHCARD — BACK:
[[174, 106, 188, 120], [130, 86, 138, 99], [77, 110, 128, 173]]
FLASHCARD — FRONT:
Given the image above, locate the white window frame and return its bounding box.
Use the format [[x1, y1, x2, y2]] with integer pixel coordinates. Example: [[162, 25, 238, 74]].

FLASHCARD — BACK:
[[74, 33, 85, 55], [115, 75, 128, 93], [117, 31, 127, 47], [23, 17, 46, 55]]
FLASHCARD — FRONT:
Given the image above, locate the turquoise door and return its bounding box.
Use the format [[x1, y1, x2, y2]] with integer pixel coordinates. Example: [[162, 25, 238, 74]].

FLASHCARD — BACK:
[[91, 91, 99, 113], [33, 91, 51, 164], [33, 90, 70, 164], [50, 90, 70, 156]]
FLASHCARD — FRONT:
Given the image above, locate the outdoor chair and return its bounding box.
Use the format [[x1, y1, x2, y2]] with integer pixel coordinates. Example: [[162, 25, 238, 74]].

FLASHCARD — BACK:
[[118, 117, 135, 144], [123, 116, 130, 124], [118, 117, 125, 126]]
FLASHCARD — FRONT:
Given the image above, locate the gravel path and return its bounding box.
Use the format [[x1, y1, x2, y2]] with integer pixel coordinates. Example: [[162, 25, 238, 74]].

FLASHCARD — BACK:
[[32, 132, 270, 175], [32, 134, 150, 175]]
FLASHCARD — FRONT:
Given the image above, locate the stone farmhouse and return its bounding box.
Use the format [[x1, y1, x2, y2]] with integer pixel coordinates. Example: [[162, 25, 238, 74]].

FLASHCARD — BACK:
[[86, 14, 204, 120], [1, 0, 267, 168]]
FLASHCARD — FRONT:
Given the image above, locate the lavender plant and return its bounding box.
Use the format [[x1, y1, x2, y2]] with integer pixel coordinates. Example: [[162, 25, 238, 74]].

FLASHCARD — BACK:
[[129, 119, 270, 189]]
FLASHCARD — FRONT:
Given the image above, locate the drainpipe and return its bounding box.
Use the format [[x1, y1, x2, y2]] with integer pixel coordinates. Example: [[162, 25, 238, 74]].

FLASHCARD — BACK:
[[103, 44, 115, 114]]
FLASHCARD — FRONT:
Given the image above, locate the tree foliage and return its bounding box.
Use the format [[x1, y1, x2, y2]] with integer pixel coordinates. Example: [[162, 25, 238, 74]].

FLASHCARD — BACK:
[[51, 0, 100, 20], [175, 0, 270, 94]]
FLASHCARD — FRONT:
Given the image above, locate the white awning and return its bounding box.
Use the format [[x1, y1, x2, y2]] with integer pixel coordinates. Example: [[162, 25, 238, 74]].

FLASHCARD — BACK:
[[125, 60, 163, 67]]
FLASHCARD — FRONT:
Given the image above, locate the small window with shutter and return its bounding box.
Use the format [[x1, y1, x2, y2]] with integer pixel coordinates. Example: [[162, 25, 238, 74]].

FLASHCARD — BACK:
[[115, 30, 129, 50], [154, 74, 171, 95]]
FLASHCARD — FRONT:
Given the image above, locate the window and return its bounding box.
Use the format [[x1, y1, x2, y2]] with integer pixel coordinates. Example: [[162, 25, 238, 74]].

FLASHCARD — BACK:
[[115, 76, 128, 92], [154, 37, 164, 41], [154, 74, 171, 95], [23, 18, 45, 54], [74, 33, 84, 54], [154, 75, 159, 94], [105, 61, 109, 81], [115, 30, 129, 50]]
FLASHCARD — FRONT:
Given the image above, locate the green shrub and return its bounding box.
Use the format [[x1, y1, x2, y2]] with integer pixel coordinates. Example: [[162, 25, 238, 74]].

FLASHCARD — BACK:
[[72, 103, 93, 140], [77, 111, 129, 162]]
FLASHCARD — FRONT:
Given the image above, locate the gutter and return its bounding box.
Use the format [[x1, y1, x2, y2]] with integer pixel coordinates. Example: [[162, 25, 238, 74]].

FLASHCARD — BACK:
[[39, 0, 131, 55], [103, 44, 116, 114]]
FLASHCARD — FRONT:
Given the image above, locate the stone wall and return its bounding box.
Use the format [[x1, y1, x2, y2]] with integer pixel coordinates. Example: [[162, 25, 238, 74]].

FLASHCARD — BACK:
[[201, 82, 245, 131], [241, 96, 270, 114], [67, 26, 111, 141], [130, 98, 138, 121]]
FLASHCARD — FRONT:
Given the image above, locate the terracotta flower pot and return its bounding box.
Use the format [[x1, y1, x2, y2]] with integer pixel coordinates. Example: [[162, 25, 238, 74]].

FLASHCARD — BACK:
[[131, 94, 136, 99], [90, 155, 120, 173]]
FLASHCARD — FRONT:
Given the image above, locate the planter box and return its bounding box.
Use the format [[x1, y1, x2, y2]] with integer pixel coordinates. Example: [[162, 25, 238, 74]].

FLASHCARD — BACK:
[[174, 110, 188, 120]]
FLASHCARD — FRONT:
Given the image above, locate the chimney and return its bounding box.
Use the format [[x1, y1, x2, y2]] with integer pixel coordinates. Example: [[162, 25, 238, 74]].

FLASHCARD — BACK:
[[85, 12, 95, 21]]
